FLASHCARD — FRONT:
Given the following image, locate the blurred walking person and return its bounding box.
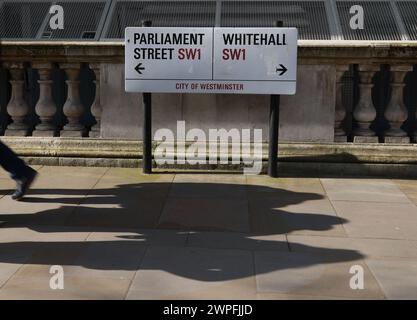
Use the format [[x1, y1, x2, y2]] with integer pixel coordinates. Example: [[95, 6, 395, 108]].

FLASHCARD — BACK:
[[0, 141, 37, 200]]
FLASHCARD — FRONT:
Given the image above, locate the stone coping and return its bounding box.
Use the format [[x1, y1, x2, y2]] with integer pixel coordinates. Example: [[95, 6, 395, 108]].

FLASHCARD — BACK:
[[1, 137, 417, 164], [1, 40, 417, 64]]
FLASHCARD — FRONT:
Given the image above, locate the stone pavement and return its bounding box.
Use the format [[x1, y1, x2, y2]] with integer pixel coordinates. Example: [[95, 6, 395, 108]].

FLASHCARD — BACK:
[[1, 166, 417, 299]]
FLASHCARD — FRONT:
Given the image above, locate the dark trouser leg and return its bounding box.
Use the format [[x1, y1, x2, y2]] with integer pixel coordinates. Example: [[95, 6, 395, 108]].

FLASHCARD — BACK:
[[0, 141, 30, 180]]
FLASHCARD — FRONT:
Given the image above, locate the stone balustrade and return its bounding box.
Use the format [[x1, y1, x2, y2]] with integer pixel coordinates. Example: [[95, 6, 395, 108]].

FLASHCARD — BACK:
[[0, 61, 102, 138], [0, 41, 416, 143]]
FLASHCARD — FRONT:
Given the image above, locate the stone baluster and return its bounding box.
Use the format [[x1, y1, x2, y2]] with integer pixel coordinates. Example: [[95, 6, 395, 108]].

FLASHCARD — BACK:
[[32, 63, 58, 136], [334, 65, 349, 142], [60, 63, 87, 137], [4, 62, 30, 136], [384, 65, 412, 144], [89, 64, 102, 138], [353, 65, 379, 143]]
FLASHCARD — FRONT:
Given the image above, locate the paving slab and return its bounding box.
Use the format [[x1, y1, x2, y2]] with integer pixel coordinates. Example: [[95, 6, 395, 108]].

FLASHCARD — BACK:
[[332, 201, 417, 240], [321, 179, 411, 203], [392, 179, 417, 194], [0, 166, 107, 226], [15, 241, 86, 266], [256, 293, 358, 300], [65, 241, 146, 280], [392, 179, 417, 205], [33, 166, 108, 190], [366, 257, 417, 299], [249, 197, 346, 236], [173, 174, 246, 185], [288, 235, 417, 259], [86, 228, 188, 247], [100, 168, 175, 184], [0, 248, 33, 288], [255, 251, 385, 299], [0, 275, 130, 300], [170, 174, 247, 199], [14, 241, 147, 281], [127, 246, 256, 300], [159, 198, 249, 232], [0, 196, 77, 226], [187, 231, 289, 252], [66, 195, 166, 229], [247, 176, 326, 197], [62, 171, 173, 229], [0, 226, 90, 242], [94, 169, 174, 200]]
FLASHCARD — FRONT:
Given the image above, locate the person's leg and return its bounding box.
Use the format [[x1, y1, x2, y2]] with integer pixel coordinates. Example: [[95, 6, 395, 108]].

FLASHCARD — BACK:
[[0, 141, 30, 180], [0, 141, 37, 200]]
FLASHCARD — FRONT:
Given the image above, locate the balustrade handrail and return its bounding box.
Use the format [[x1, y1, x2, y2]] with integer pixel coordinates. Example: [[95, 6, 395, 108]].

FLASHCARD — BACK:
[[1, 40, 417, 64]]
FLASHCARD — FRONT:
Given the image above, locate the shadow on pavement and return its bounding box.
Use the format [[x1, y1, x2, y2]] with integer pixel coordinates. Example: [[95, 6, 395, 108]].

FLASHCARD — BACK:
[[0, 182, 364, 281]]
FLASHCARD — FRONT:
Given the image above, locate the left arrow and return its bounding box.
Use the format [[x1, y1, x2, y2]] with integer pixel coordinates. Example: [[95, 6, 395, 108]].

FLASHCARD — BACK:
[[135, 63, 145, 75]]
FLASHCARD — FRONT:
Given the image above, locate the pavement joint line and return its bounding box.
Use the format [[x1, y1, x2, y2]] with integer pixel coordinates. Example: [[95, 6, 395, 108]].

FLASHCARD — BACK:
[[361, 257, 388, 300], [285, 234, 292, 252], [124, 245, 150, 300], [391, 181, 417, 212], [155, 173, 176, 228], [318, 178, 349, 237], [0, 251, 34, 291]]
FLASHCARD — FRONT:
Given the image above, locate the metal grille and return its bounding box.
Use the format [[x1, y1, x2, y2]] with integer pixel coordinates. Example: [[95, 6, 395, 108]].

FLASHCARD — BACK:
[[105, 1, 216, 39], [336, 0, 401, 40], [43, 1, 106, 40], [396, 1, 417, 40], [0, 1, 51, 39], [220, 1, 331, 40]]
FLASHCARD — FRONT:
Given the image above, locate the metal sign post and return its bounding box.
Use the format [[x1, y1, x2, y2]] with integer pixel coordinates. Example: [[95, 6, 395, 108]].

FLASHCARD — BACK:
[[267, 21, 283, 178], [141, 20, 152, 174]]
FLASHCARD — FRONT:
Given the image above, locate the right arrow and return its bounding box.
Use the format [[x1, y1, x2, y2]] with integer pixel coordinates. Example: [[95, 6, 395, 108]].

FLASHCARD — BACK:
[[276, 64, 287, 76]]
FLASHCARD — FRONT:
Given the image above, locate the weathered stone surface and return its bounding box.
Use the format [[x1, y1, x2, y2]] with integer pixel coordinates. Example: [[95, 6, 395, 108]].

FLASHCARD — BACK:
[[2, 41, 417, 64], [354, 136, 379, 143], [2, 137, 417, 177], [334, 136, 347, 142], [384, 136, 410, 144], [100, 65, 335, 143], [280, 65, 335, 142]]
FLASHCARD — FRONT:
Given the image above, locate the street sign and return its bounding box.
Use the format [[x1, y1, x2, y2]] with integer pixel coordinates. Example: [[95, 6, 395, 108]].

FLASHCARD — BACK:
[[125, 27, 297, 95]]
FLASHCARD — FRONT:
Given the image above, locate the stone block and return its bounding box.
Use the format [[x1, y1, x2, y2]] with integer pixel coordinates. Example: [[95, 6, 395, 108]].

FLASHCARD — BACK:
[[384, 136, 410, 144], [334, 135, 347, 142], [4, 129, 29, 137], [32, 130, 58, 137], [353, 136, 378, 143]]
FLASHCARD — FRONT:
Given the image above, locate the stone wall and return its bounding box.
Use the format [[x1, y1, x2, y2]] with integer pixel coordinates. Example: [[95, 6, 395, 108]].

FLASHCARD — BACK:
[[101, 64, 336, 142]]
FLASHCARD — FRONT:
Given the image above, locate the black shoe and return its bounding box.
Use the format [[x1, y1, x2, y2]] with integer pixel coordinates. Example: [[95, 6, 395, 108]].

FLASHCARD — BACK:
[[12, 168, 38, 201]]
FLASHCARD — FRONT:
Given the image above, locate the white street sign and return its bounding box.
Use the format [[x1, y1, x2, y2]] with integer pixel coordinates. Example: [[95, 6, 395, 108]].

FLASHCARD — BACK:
[[125, 27, 297, 95]]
